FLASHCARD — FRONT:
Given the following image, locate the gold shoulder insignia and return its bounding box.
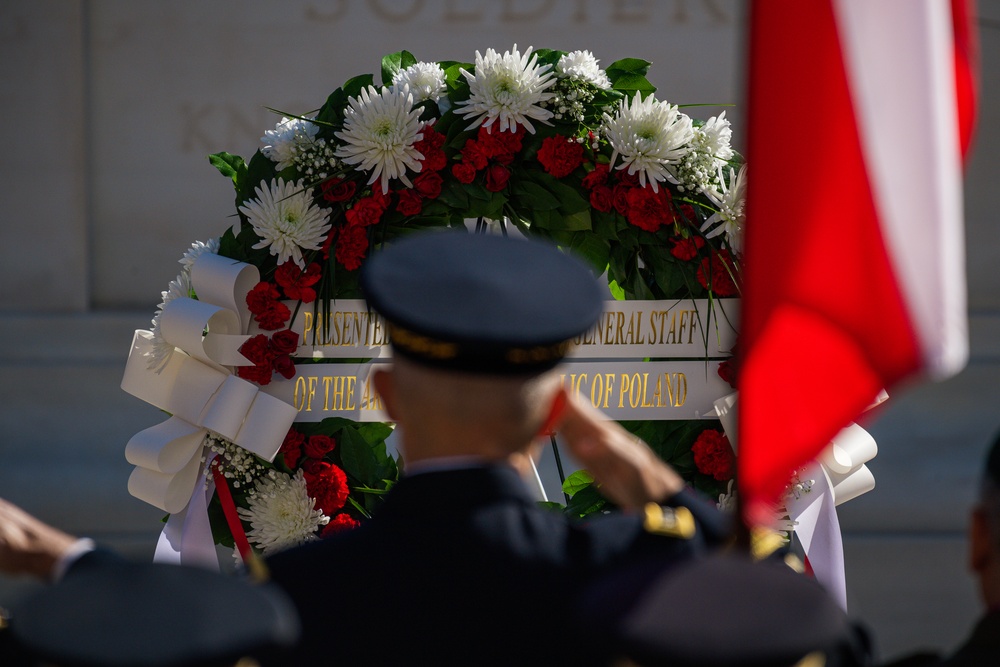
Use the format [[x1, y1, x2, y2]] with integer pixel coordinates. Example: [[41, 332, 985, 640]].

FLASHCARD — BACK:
[[643, 503, 696, 539]]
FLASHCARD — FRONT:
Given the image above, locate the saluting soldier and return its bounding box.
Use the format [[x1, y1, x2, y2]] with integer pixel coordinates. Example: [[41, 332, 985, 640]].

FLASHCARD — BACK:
[[1, 231, 867, 666]]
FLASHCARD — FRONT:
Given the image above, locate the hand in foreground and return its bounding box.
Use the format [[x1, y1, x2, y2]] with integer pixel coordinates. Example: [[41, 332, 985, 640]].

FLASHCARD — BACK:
[[0, 497, 77, 581], [555, 390, 685, 511]]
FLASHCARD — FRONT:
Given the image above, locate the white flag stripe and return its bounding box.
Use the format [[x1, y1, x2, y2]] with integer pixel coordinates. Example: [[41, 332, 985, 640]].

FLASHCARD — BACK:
[[833, 0, 967, 378]]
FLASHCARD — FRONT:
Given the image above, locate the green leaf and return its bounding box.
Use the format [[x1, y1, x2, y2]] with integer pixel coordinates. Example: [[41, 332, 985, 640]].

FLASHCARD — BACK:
[[611, 73, 656, 97], [239, 150, 276, 207], [338, 425, 392, 485], [565, 484, 609, 518], [343, 73, 375, 99], [562, 469, 595, 496], [548, 209, 592, 232], [380, 50, 417, 86], [606, 58, 652, 78], [564, 232, 611, 276], [511, 180, 562, 211], [607, 279, 626, 301], [208, 152, 246, 190]]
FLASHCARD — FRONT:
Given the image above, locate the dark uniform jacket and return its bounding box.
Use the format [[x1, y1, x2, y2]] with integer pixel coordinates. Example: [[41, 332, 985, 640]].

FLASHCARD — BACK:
[[886, 611, 1000, 667], [265, 464, 726, 666]]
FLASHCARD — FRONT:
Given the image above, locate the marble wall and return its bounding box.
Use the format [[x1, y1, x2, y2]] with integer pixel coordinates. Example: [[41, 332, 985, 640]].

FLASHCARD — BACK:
[[1, 1, 998, 661]]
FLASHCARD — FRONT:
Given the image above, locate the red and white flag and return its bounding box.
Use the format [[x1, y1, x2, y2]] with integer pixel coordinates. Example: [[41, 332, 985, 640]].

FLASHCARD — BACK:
[[738, 0, 978, 526]]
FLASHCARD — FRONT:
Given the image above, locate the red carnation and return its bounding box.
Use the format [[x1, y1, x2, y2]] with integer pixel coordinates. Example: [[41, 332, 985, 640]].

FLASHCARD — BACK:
[[396, 189, 423, 216], [460, 139, 489, 170], [246, 281, 281, 315], [321, 513, 360, 536], [692, 429, 736, 481], [369, 187, 392, 211], [582, 163, 610, 190], [717, 359, 737, 389], [478, 124, 524, 158], [413, 171, 443, 199], [236, 334, 275, 385], [415, 125, 447, 172], [484, 163, 511, 192], [335, 224, 369, 271], [696, 249, 740, 297], [303, 460, 350, 516], [275, 262, 322, 303], [625, 186, 672, 233], [320, 177, 357, 203], [304, 434, 336, 460], [618, 169, 641, 186], [452, 162, 477, 184], [270, 329, 299, 356], [256, 302, 291, 331], [279, 428, 306, 469], [670, 235, 705, 262], [537, 136, 585, 179], [675, 203, 697, 226], [271, 354, 296, 380], [612, 182, 631, 216], [345, 196, 385, 228], [589, 185, 613, 213]]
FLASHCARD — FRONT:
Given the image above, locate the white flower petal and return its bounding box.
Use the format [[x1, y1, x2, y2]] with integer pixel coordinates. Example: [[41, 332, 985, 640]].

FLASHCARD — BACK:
[[456, 44, 557, 135], [237, 470, 329, 555], [334, 85, 425, 194], [239, 178, 333, 268], [603, 93, 694, 192]]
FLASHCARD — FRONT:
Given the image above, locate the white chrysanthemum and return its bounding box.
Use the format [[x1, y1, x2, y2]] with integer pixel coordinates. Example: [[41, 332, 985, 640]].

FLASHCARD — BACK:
[[456, 44, 557, 134], [603, 93, 694, 192], [672, 112, 736, 193], [392, 61, 447, 104], [178, 238, 220, 274], [698, 112, 734, 164], [261, 117, 320, 171], [555, 50, 611, 89], [239, 178, 332, 268], [237, 469, 329, 555], [700, 164, 747, 254], [334, 85, 424, 195], [145, 271, 192, 371]]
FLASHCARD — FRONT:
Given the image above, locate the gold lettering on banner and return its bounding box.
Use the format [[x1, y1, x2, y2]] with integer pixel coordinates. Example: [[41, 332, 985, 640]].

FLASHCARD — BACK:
[[294, 376, 321, 412], [301, 310, 391, 349], [361, 374, 384, 411]]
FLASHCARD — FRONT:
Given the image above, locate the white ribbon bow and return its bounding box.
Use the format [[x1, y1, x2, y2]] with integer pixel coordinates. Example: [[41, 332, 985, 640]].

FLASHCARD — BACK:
[[121, 253, 299, 514]]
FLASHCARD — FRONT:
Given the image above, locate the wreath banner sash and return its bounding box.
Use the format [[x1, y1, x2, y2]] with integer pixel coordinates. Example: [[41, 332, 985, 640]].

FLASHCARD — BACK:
[[283, 298, 738, 360]]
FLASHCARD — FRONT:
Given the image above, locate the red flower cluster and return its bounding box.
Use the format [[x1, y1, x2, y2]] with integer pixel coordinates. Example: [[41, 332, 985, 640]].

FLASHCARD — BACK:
[[246, 282, 291, 330], [303, 459, 350, 516], [274, 262, 321, 303], [580, 164, 688, 234], [395, 123, 447, 216], [334, 187, 390, 271], [537, 135, 585, 178], [235, 329, 299, 385], [696, 249, 740, 297], [279, 427, 337, 469], [691, 428, 736, 482], [321, 513, 360, 536], [451, 125, 524, 192]]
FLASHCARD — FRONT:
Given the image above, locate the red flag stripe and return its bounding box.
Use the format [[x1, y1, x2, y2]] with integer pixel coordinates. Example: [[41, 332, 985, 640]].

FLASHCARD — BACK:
[[738, 0, 966, 525]]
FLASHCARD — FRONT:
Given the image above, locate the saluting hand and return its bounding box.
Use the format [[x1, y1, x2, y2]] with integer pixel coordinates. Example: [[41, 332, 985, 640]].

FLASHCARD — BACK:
[[555, 389, 685, 511], [0, 497, 77, 581]]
